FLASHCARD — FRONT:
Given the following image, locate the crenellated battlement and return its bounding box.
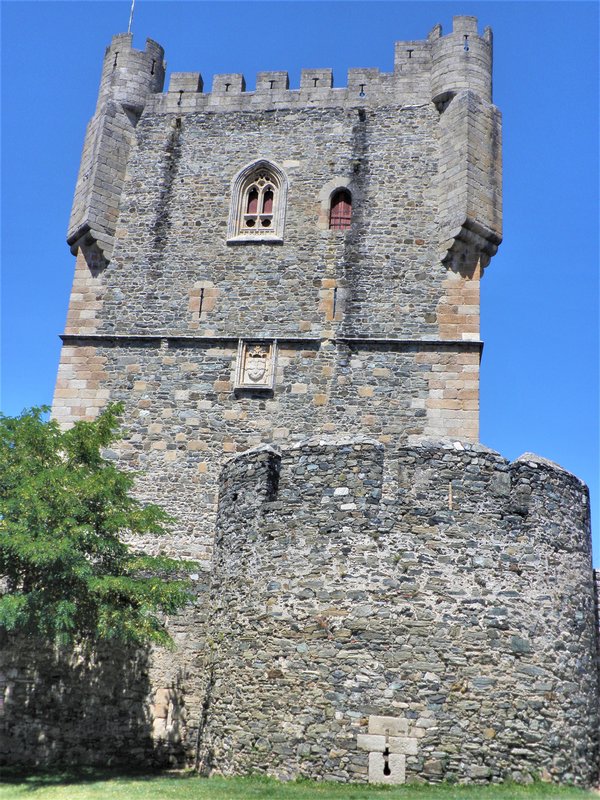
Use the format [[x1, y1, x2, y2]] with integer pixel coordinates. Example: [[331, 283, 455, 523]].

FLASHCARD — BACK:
[[154, 16, 493, 113], [65, 15, 500, 281], [217, 436, 590, 530]]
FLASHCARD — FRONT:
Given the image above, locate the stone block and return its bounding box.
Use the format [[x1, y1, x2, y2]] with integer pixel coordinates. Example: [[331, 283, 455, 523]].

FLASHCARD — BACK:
[[153, 688, 170, 718], [347, 67, 380, 89], [357, 734, 385, 751], [389, 736, 418, 755], [256, 71, 289, 92], [300, 69, 333, 89], [470, 765, 491, 778], [368, 752, 405, 784], [212, 73, 246, 94], [368, 715, 409, 736]]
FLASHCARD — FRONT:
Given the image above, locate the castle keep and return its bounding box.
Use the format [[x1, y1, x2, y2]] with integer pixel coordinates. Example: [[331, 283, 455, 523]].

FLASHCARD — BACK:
[[56, 15, 503, 565], [3, 16, 598, 786]]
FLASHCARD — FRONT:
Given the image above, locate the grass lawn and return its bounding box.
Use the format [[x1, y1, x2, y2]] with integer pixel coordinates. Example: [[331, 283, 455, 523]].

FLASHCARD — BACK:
[[0, 772, 597, 800]]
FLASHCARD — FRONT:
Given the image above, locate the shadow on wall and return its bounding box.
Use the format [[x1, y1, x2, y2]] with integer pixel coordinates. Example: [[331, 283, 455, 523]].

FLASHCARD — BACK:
[[0, 632, 186, 768]]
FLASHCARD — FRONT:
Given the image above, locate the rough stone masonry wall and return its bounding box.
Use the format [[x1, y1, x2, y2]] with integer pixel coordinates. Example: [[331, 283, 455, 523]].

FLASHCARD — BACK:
[[55, 17, 502, 452], [2, 438, 597, 779], [203, 439, 599, 786], [52, 15, 500, 552], [97, 102, 446, 340], [0, 595, 210, 769], [34, 17, 587, 783], [52, 338, 480, 564], [52, 16, 504, 575]]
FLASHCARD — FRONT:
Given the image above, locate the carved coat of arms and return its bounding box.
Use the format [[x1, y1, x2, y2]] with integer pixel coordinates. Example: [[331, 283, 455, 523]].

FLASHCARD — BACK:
[[235, 340, 276, 390]]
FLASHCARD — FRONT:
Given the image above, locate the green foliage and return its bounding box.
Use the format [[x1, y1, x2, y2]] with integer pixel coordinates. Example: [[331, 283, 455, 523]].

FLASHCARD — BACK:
[[0, 404, 195, 647]]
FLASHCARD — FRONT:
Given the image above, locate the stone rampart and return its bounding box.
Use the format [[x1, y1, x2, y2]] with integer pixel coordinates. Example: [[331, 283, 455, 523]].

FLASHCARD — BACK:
[[0, 595, 209, 768], [2, 438, 597, 783], [201, 438, 598, 785]]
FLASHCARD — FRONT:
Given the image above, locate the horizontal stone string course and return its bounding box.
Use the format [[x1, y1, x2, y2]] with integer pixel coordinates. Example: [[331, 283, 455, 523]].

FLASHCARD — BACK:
[[59, 333, 483, 350]]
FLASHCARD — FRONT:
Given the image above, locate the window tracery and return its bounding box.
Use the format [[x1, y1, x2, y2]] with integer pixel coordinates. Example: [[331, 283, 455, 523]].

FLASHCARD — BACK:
[[227, 160, 288, 243], [243, 171, 276, 229]]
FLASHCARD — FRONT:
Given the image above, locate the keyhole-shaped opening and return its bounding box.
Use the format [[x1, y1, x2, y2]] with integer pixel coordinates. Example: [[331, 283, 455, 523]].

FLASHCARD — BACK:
[[383, 746, 391, 776]]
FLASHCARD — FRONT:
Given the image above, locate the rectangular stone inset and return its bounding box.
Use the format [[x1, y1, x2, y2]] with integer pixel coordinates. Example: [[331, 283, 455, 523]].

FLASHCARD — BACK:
[[389, 736, 418, 755], [152, 687, 171, 719], [235, 340, 277, 391], [368, 752, 406, 785], [357, 733, 385, 752], [368, 715, 409, 736]]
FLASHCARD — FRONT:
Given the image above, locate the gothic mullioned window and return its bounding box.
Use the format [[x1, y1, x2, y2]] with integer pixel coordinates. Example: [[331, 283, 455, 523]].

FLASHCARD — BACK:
[[243, 174, 274, 229], [227, 160, 288, 243], [329, 189, 352, 230]]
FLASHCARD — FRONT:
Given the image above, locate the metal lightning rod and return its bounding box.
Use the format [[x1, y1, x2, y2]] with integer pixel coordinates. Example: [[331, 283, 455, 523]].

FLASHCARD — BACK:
[[127, 0, 136, 34]]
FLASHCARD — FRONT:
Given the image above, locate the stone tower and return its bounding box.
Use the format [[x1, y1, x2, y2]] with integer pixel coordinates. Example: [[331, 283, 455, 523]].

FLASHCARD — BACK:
[[25, 15, 598, 784], [53, 17, 502, 564]]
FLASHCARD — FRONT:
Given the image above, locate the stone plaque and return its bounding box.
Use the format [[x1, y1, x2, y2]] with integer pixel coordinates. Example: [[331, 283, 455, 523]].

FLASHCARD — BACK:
[[235, 340, 277, 390]]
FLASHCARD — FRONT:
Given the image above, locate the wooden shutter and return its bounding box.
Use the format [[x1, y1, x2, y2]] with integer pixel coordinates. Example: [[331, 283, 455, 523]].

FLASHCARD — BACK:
[[329, 190, 352, 229]]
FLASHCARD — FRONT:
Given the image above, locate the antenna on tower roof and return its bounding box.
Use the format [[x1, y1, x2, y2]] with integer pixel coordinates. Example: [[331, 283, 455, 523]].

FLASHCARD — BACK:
[[127, 0, 136, 34]]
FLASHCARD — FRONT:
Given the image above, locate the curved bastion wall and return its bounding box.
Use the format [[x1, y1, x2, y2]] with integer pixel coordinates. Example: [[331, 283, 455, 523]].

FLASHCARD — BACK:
[[201, 438, 599, 785]]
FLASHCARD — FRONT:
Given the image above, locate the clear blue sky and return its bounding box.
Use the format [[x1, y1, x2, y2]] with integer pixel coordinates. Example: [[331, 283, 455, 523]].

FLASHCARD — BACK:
[[1, 2, 598, 561]]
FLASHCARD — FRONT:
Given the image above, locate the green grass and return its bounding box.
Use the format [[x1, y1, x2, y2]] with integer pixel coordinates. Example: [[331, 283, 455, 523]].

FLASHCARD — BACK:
[[0, 772, 597, 800]]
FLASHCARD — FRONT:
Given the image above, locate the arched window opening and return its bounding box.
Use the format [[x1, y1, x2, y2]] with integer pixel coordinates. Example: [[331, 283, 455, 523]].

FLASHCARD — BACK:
[[246, 188, 259, 215], [329, 189, 352, 230], [228, 160, 288, 243], [262, 188, 274, 215], [242, 171, 277, 230]]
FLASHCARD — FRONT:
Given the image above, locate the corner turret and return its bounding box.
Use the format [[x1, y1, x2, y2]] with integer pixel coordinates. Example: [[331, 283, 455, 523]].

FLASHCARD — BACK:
[[430, 16, 493, 105], [96, 33, 165, 114], [431, 17, 502, 276], [67, 34, 165, 267]]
